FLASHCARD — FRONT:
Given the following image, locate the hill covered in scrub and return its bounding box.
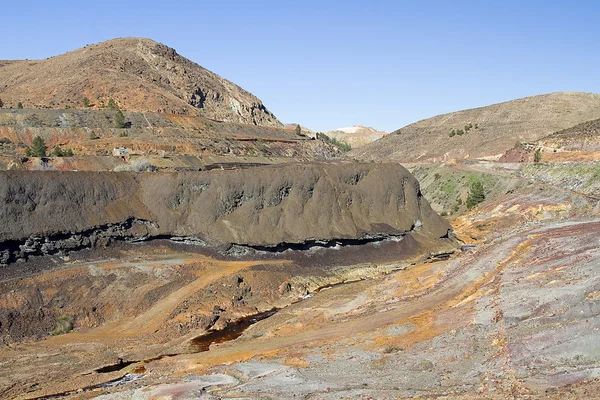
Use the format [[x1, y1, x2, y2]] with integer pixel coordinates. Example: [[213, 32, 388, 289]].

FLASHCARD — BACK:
[[350, 92, 600, 163], [0, 37, 281, 127]]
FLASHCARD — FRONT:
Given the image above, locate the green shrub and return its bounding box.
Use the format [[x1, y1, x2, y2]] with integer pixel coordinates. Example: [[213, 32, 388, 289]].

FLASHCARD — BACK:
[[449, 129, 456, 137], [534, 149, 542, 163], [82, 97, 90, 107], [114, 109, 126, 128], [456, 129, 464, 136], [319, 132, 351, 152], [52, 146, 64, 157], [295, 124, 301, 135], [26, 136, 47, 157], [90, 132, 98, 140], [17, 102, 23, 109], [107, 98, 118, 110], [51, 146, 74, 157], [119, 131, 128, 137], [466, 180, 485, 209], [0, 98, 3, 108], [51, 315, 73, 336]]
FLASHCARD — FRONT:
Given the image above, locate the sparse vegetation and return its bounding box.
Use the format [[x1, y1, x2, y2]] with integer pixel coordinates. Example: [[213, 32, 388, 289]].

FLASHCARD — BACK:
[[382, 345, 403, 354], [90, 132, 98, 140], [119, 132, 128, 137], [318, 132, 352, 152], [534, 148, 542, 163], [82, 97, 90, 107], [51, 315, 73, 336], [25, 136, 47, 157]]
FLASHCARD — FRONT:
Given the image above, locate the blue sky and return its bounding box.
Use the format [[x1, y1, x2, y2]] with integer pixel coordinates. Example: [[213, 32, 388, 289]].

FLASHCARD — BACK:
[[3, 1, 599, 132]]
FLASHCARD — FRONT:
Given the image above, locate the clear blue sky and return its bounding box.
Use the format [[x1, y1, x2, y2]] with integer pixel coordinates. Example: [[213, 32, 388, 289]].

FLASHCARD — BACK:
[[3, 1, 599, 132]]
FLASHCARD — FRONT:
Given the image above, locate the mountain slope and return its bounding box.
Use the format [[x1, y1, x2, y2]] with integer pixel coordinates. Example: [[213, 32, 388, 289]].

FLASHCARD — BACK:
[[0, 37, 281, 127], [350, 92, 600, 162]]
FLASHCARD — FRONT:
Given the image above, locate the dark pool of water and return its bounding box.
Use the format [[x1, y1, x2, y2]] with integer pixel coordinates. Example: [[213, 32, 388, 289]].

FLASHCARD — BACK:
[[189, 308, 278, 352]]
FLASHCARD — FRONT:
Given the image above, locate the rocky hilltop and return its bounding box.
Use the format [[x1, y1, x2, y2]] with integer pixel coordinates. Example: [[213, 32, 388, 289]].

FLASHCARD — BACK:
[[350, 92, 600, 162], [0, 163, 451, 266], [0, 38, 281, 127]]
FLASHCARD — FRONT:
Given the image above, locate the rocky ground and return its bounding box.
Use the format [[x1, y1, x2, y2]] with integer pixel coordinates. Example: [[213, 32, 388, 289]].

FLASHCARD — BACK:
[[1, 160, 600, 399]]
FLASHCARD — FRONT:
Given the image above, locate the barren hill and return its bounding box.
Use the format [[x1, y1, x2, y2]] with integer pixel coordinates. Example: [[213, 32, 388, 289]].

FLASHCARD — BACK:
[[327, 125, 387, 148], [350, 92, 600, 162], [0, 37, 281, 127]]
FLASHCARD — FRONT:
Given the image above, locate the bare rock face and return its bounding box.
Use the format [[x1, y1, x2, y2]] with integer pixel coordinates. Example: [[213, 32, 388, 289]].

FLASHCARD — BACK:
[[0, 38, 281, 127], [0, 164, 452, 264]]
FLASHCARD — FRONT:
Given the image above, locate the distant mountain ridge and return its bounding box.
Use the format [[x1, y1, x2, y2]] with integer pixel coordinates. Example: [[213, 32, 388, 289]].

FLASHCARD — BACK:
[[350, 92, 600, 162], [0, 37, 281, 127], [326, 125, 387, 148]]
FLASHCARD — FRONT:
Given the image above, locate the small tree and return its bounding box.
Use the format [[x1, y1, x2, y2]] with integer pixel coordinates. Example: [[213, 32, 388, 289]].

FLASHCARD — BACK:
[[534, 149, 542, 163], [0, 98, 3, 108], [107, 98, 118, 110], [295, 124, 301, 136], [27, 136, 47, 157], [82, 97, 90, 107], [17, 102, 23, 109], [466, 180, 485, 209], [52, 146, 64, 157], [114, 109, 126, 128]]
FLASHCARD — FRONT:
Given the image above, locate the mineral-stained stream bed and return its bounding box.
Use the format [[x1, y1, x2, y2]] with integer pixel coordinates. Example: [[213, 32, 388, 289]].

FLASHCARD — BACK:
[[189, 308, 279, 352]]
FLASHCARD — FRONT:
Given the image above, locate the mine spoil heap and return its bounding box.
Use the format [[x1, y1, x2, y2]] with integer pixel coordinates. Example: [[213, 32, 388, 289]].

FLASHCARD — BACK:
[[0, 163, 452, 266]]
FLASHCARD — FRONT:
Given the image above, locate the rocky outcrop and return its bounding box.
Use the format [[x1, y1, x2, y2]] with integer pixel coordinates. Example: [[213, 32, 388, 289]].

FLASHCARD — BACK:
[[0, 164, 452, 265], [0, 38, 281, 127]]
